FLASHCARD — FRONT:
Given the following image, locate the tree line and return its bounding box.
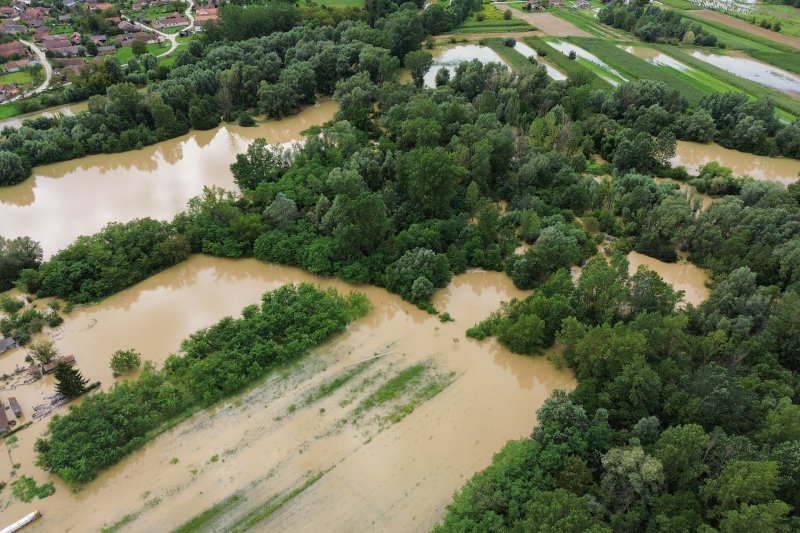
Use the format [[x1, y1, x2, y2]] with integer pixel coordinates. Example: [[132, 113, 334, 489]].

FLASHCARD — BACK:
[[34, 284, 370, 485]]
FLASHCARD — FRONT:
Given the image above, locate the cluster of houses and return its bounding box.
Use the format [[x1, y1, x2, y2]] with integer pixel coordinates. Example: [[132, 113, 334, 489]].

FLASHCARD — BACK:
[[0, 40, 38, 101], [526, 0, 592, 9], [192, 3, 217, 31], [152, 12, 189, 29]]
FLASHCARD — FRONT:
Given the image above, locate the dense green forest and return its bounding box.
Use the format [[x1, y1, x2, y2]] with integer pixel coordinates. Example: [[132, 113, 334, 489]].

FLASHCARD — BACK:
[[2, 0, 800, 187], [34, 284, 370, 485]]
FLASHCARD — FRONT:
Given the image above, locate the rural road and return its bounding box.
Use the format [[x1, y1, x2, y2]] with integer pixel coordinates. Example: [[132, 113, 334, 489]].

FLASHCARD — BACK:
[[123, 0, 195, 59], [16, 39, 52, 98]]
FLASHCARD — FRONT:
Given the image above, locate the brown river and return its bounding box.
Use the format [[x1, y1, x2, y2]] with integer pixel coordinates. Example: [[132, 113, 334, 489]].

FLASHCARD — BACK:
[[0, 256, 575, 531], [673, 140, 800, 186], [0, 101, 338, 258]]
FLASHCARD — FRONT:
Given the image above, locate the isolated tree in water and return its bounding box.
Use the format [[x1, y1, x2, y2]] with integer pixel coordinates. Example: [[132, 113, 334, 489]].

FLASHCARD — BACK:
[[54, 362, 88, 398]]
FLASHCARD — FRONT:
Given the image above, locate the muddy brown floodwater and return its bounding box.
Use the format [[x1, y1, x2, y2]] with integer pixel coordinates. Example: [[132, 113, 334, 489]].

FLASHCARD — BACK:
[[628, 251, 709, 306], [0, 256, 574, 532], [422, 44, 509, 88], [0, 101, 337, 258], [673, 140, 800, 186]]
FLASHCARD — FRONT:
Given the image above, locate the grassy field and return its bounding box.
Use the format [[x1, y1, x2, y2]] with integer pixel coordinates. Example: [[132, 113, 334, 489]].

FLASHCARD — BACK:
[[656, 0, 699, 9], [525, 36, 610, 90], [655, 44, 800, 118], [749, 3, 800, 38], [678, 10, 794, 53], [0, 70, 34, 86], [0, 102, 22, 119], [450, 2, 533, 34], [550, 8, 626, 39], [571, 37, 708, 103], [484, 38, 540, 75], [114, 43, 168, 63]]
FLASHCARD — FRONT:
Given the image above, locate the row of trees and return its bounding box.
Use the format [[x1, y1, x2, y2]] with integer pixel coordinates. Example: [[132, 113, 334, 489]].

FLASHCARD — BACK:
[[598, 1, 717, 46], [34, 284, 369, 485]]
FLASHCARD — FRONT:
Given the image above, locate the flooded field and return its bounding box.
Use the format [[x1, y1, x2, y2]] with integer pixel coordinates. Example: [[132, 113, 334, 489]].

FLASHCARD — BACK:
[[690, 51, 800, 98], [424, 44, 509, 87], [0, 101, 89, 130], [620, 45, 691, 71], [0, 256, 574, 532], [0, 101, 337, 258], [513, 41, 568, 80], [548, 40, 627, 86], [672, 140, 800, 185], [628, 251, 709, 306]]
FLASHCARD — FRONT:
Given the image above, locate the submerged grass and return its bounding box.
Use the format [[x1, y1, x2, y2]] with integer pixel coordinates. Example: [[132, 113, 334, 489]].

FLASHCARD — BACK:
[[302, 358, 378, 406], [484, 39, 540, 74], [172, 493, 246, 533], [355, 362, 429, 414], [229, 471, 326, 532], [384, 371, 457, 425]]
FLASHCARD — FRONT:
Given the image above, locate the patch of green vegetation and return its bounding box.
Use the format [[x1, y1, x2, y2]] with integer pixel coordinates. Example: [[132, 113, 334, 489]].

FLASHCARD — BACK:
[[525, 36, 610, 90], [298, 0, 365, 7], [679, 10, 793, 53], [10, 476, 55, 503], [102, 498, 161, 533], [0, 102, 21, 119], [114, 43, 167, 63], [570, 38, 707, 104], [384, 370, 456, 424], [451, 3, 533, 33], [656, 0, 699, 9], [484, 39, 539, 74], [550, 9, 620, 39], [747, 50, 800, 76], [0, 70, 34, 86], [229, 472, 326, 532], [303, 358, 377, 406], [172, 493, 246, 533], [356, 362, 429, 414]]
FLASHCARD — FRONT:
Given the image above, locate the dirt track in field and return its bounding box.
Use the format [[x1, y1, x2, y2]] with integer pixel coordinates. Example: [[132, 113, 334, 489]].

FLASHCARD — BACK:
[[513, 12, 591, 37], [693, 9, 800, 49]]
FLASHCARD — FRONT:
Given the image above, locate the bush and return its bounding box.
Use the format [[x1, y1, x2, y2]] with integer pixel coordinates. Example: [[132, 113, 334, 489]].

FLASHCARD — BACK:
[[110, 349, 142, 376]]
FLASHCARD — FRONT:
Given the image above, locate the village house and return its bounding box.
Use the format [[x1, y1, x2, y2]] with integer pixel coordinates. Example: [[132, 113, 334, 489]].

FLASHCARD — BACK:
[[152, 12, 188, 29], [0, 40, 26, 58], [91, 34, 107, 44], [1, 23, 27, 34], [0, 83, 21, 102], [0, 336, 17, 354], [8, 397, 22, 418], [117, 20, 135, 31], [63, 0, 77, 9], [3, 58, 31, 72], [96, 44, 115, 54], [69, 31, 82, 44], [0, 6, 16, 18], [33, 29, 51, 42], [193, 5, 217, 30]]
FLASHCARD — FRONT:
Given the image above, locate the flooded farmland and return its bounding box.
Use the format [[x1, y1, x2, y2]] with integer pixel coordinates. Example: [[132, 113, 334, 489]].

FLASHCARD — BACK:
[[620, 45, 692, 71], [0, 101, 337, 258], [548, 40, 627, 86], [0, 101, 89, 130], [0, 256, 575, 532], [513, 41, 568, 80], [672, 140, 800, 185], [423, 44, 509, 88], [690, 51, 800, 98]]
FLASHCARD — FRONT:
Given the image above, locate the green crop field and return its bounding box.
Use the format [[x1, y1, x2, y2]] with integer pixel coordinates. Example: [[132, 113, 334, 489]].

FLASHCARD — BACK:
[[114, 43, 168, 63], [550, 9, 627, 40], [450, 2, 533, 33], [525, 36, 610, 90], [570, 37, 708, 104], [678, 10, 794, 53], [484, 38, 539, 75], [656, 0, 699, 9]]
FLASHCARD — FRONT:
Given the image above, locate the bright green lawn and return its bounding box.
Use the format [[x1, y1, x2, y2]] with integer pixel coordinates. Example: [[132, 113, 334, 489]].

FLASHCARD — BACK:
[[0, 70, 33, 86], [114, 42, 168, 62], [0, 102, 22, 119], [450, 2, 533, 33]]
